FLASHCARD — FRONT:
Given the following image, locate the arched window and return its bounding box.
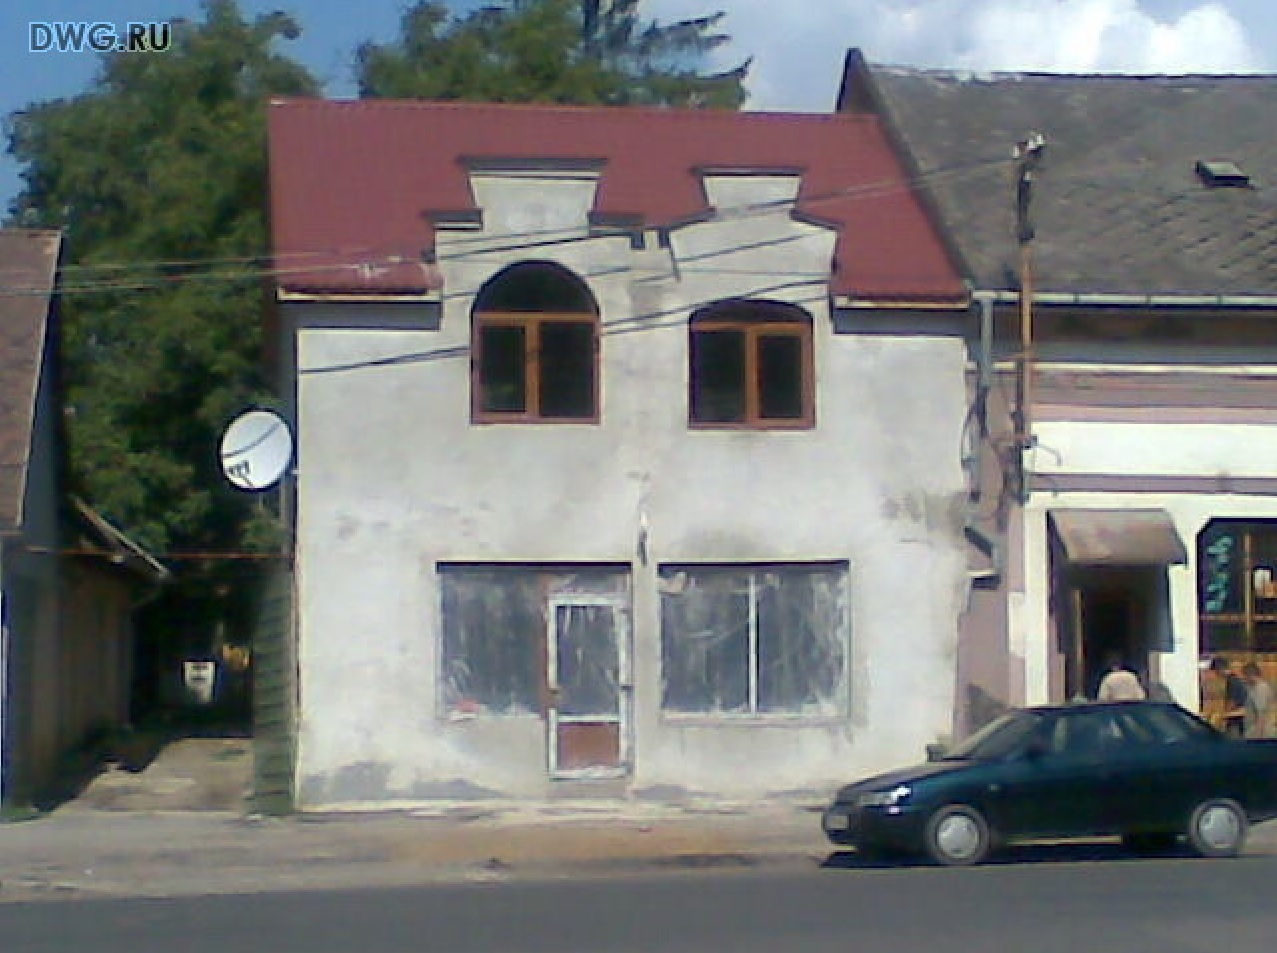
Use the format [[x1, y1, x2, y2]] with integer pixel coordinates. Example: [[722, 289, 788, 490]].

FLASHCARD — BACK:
[[689, 300, 814, 429], [472, 262, 599, 423]]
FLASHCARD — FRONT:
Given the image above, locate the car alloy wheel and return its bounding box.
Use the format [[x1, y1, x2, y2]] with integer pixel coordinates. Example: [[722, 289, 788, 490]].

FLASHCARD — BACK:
[[1187, 798, 1248, 858], [924, 804, 991, 866]]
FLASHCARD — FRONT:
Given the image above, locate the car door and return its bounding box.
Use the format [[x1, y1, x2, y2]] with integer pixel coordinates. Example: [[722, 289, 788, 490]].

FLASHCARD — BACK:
[[988, 711, 1122, 839], [1105, 705, 1229, 833]]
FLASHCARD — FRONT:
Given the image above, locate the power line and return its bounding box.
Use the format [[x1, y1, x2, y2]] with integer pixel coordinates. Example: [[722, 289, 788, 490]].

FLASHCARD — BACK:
[[0, 152, 1014, 297]]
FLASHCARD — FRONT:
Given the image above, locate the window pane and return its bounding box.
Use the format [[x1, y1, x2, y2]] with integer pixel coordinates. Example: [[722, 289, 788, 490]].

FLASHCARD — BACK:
[[660, 569, 750, 713], [1129, 705, 1215, 744], [1199, 523, 1242, 614], [757, 333, 805, 420], [1256, 622, 1277, 653], [479, 324, 527, 413], [539, 321, 595, 418], [1201, 620, 1245, 653], [440, 568, 542, 715], [1251, 526, 1277, 612], [691, 330, 747, 422], [475, 263, 594, 312], [756, 567, 847, 714], [555, 604, 619, 717]]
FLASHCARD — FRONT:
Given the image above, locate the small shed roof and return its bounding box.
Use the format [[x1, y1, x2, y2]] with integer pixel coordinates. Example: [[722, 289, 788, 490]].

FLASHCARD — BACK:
[[1051, 509, 1188, 566]]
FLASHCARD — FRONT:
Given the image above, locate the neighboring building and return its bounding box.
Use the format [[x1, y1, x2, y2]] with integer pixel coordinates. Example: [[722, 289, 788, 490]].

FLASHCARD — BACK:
[[59, 497, 169, 769], [267, 98, 972, 807], [0, 229, 167, 808], [0, 229, 63, 806], [840, 52, 1277, 726]]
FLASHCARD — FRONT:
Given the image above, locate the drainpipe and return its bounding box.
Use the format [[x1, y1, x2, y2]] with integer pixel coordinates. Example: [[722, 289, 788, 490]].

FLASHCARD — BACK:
[[1013, 134, 1046, 503], [965, 292, 1003, 584]]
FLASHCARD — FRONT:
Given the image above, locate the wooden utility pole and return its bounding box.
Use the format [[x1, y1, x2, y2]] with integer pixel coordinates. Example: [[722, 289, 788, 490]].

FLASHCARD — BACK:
[[1014, 133, 1046, 501]]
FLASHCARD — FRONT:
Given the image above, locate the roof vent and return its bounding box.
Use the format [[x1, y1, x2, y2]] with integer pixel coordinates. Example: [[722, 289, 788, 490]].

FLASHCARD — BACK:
[[1196, 159, 1251, 188]]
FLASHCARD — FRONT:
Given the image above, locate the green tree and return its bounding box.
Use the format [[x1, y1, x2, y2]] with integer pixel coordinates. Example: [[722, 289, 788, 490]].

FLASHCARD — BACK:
[[5, 0, 317, 669], [358, 0, 749, 107]]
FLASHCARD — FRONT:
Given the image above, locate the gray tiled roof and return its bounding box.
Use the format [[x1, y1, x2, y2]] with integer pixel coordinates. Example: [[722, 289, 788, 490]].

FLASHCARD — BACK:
[[846, 57, 1277, 296], [0, 229, 60, 531]]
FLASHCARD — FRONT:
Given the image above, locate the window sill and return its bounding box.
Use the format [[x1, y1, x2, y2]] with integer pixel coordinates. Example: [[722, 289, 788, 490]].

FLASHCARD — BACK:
[[444, 710, 541, 723], [472, 415, 601, 426], [688, 420, 815, 431], [659, 712, 848, 727]]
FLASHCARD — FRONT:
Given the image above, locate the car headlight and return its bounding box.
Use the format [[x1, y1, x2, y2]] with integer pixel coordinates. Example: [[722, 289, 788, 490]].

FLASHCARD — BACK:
[[855, 784, 912, 808]]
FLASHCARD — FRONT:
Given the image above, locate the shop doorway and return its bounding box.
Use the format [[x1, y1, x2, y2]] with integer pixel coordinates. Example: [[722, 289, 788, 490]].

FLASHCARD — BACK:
[[1049, 509, 1186, 701], [1073, 580, 1146, 699]]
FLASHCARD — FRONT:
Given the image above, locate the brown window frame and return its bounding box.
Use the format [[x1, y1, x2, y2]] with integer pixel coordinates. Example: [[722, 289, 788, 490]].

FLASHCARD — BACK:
[[689, 315, 815, 430], [471, 311, 600, 424]]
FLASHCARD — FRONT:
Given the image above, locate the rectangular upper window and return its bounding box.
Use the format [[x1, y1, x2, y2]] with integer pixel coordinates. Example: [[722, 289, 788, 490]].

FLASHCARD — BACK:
[[473, 312, 598, 422], [689, 302, 814, 429], [659, 563, 848, 717]]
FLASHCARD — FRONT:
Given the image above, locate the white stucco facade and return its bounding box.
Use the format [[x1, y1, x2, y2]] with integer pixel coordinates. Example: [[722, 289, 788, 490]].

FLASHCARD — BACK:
[[288, 169, 972, 808]]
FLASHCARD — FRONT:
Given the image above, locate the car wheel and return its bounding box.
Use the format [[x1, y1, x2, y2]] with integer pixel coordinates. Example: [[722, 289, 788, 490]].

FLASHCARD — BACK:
[[923, 804, 991, 866], [1121, 832, 1178, 856], [1186, 798, 1248, 858]]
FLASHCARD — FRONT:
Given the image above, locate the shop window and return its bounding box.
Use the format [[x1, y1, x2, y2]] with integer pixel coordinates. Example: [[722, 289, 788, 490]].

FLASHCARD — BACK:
[[472, 262, 598, 422], [689, 301, 814, 429], [1198, 520, 1277, 655], [658, 563, 847, 716], [439, 565, 627, 717]]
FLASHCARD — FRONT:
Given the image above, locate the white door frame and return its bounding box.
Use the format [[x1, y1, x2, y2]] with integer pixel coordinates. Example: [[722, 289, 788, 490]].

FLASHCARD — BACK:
[[547, 595, 631, 779]]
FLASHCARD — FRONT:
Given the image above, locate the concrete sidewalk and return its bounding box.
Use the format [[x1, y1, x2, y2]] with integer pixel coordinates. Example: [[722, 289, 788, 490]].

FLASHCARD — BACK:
[[6, 735, 1277, 904], [0, 798, 831, 902]]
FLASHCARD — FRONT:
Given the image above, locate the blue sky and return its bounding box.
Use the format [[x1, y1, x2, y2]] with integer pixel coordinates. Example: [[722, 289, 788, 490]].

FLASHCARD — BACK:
[[3, 1, 1275, 214]]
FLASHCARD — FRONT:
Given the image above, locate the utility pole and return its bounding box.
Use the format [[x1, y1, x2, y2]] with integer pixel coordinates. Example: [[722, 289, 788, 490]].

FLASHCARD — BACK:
[[1013, 132, 1046, 502]]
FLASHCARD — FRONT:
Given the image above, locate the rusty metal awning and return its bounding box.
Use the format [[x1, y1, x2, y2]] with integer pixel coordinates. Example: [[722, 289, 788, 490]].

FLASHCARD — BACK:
[[1050, 509, 1188, 566]]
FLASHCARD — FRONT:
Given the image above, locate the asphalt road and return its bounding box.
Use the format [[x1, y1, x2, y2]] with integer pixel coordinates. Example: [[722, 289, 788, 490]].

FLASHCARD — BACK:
[[3, 847, 1275, 953]]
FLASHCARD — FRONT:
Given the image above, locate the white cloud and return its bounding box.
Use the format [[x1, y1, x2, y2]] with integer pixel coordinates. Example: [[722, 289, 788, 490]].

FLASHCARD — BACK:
[[640, 0, 1272, 110], [947, 0, 1263, 74]]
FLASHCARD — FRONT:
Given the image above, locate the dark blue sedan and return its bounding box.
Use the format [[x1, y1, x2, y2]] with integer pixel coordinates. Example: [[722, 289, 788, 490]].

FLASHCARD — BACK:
[[822, 702, 1277, 865]]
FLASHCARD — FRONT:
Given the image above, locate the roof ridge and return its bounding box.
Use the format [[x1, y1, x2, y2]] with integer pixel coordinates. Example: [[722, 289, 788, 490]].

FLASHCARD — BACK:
[[870, 64, 1277, 83], [266, 96, 878, 125]]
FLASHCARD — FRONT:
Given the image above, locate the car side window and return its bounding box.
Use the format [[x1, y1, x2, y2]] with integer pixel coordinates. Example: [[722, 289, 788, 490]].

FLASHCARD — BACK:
[[1128, 706, 1214, 744], [1052, 714, 1107, 756], [1112, 710, 1159, 746]]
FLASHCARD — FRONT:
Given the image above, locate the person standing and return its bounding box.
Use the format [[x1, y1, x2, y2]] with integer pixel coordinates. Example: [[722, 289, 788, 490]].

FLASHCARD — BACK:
[[1097, 654, 1146, 702], [1242, 662, 1276, 739], [1204, 657, 1248, 737]]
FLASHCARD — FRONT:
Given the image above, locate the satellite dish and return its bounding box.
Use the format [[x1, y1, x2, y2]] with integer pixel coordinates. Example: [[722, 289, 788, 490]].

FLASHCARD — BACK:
[[219, 409, 293, 491]]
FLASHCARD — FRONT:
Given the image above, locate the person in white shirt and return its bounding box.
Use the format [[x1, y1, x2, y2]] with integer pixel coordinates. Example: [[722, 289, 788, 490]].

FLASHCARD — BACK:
[[1097, 654, 1146, 702]]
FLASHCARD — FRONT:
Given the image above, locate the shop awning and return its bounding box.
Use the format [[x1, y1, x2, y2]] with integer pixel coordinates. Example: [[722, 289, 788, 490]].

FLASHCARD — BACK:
[[1050, 509, 1188, 566]]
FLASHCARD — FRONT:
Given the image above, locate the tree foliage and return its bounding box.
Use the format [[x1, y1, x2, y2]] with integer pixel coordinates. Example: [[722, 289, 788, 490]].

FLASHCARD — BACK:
[[358, 0, 749, 107], [5, 1, 316, 630]]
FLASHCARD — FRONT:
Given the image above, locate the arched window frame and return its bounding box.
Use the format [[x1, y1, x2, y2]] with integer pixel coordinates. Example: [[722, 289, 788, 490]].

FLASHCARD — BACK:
[[688, 300, 815, 430], [471, 262, 600, 424]]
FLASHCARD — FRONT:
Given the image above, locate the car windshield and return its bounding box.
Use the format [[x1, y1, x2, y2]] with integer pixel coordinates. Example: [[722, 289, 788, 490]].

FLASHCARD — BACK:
[[944, 711, 1042, 761]]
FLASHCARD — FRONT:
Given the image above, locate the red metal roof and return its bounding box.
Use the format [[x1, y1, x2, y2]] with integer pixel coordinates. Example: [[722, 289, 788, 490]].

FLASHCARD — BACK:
[[267, 98, 966, 303]]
